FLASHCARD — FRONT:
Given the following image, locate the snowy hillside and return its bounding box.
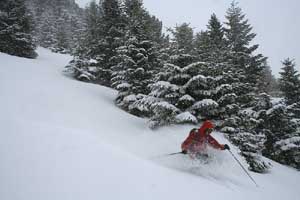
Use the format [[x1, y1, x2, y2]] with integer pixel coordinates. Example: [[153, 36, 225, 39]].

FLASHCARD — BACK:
[[0, 48, 299, 200]]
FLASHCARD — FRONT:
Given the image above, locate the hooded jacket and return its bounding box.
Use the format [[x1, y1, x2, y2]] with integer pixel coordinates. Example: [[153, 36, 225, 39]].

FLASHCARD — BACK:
[[181, 121, 225, 153]]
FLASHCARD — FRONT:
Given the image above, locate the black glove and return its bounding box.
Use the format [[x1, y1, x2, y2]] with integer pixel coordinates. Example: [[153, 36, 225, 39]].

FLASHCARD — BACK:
[[224, 144, 230, 150], [182, 150, 188, 154]]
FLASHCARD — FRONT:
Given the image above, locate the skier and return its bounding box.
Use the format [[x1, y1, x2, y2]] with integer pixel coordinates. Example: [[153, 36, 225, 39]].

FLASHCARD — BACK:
[[181, 120, 230, 158]]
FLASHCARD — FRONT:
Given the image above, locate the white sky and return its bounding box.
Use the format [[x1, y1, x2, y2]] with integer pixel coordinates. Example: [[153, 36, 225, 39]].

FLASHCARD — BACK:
[[76, 0, 300, 77]]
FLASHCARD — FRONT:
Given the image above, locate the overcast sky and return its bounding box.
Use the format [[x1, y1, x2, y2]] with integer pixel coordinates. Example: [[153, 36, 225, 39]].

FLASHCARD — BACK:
[[76, 0, 300, 77]]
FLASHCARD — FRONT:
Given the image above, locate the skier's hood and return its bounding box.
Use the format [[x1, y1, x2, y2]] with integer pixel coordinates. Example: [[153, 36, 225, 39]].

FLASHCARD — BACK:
[[198, 120, 214, 135]]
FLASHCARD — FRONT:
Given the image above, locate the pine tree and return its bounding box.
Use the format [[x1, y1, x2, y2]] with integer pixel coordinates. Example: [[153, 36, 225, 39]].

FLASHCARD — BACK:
[[112, 38, 158, 110], [279, 58, 300, 105], [207, 14, 224, 48], [193, 31, 210, 61], [26, 0, 84, 53], [162, 23, 196, 70], [260, 63, 279, 95], [102, 0, 125, 55], [64, 1, 102, 82], [168, 23, 194, 54], [262, 101, 299, 169], [204, 13, 227, 63], [141, 23, 199, 127], [67, 0, 126, 85], [264, 58, 300, 169], [225, 1, 256, 55], [0, 0, 37, 58], [124, 0, 163, 43], [224, 1, 267, 90], [83, 0, 103, 57], [124, 0, 145, 40], [111, 0, 162, 116], [94, 0, 126, 85], [143, 14, 164, 44], [193, 14, 227, 64], [54, 14, 70, 53], [37, 11, 56, 49]]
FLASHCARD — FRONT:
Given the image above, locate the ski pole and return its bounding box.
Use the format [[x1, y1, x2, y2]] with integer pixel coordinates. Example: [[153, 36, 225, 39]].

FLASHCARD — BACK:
[[227, 149, 259, 187], [165, 151, 185, 156], [151, 151, 184, 159]]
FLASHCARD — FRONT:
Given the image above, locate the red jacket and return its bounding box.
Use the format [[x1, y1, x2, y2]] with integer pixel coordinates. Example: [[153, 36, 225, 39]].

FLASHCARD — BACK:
[[181, 121, 225, 153]]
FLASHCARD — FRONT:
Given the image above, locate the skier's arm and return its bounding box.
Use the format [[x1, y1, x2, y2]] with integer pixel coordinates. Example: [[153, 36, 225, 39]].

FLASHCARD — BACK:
[[181, 133, 193, 151], [207, 135, 225, 150], [181, 129, 197, 151]]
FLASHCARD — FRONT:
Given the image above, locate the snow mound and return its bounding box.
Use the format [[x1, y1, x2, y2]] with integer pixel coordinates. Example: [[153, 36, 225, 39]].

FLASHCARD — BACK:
[[175, 112, 198, 124]]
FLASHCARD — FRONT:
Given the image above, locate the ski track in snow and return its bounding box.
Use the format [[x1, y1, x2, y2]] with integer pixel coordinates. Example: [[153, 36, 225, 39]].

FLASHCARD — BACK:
[[0, 48, 299, 200]]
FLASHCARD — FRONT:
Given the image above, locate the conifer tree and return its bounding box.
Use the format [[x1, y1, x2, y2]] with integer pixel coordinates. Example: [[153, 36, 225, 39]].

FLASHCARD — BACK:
[[0, 0, 37, 58], [64, 1, 102, 82], [205, 13, 227, 63], [263, 59, 300, 169], [37, 11, 56, 49], [124, 0, 163, 43], [111, 0, 162, 115], [26, 0, 84, 53], [93, 0, 126, 85], [54, 15, 70, 53], [207, 14, 224, 47], [259, 62, 279, 94], [124, 0, 145, 39], [225, 2, 256, 55], [224, 1, 267, 90], [82, 0, 104, 58], [168, 23, 194, 54], [279, 58, 300, 105], [193, 31, 210, 61]]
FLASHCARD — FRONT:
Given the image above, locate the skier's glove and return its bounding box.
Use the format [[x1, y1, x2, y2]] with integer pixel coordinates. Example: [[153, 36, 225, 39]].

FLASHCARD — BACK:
[[224, 144, 230, 150], [182, 150, 188, 154]]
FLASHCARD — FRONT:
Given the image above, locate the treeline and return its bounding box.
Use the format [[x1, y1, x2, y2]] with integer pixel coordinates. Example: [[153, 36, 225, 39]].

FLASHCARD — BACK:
[[26, 0, 85, 53], [0, 0, 37, 58], [0, 0, 299, 173], [0, 0, 84, 57]]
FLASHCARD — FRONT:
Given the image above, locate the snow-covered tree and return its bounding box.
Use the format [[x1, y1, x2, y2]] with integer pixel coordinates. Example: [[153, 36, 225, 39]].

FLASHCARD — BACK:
[[65, 0, 126, 85], [168, 23, 194, 55], [110, 0, 163, 115], [266, 58, 300, 169], [262, 102, 299, 169], [112, 37, 159, 111], [124, 0, 163, 43], [54, 15, 70, 53], [64, 57, 97, 82], [260, 63, 280, 95], [224, 1, 267, 90], [279, 58, 300, 105], [225, 2, 254, 53], [81, 0, 102, 57], [26, 0, 84, 53], [63, 1, 102, 82], [272, 136, 300, 169], [193, 31, 210, 61], [194, 13, 227, 64], [149, 101, 180, 129], [0, 0, 37, 58], [89, 0, 126, 85]]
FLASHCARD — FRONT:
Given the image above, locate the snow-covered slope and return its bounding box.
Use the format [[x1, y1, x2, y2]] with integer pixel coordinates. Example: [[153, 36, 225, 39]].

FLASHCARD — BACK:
[[0, 48, 299, 200]]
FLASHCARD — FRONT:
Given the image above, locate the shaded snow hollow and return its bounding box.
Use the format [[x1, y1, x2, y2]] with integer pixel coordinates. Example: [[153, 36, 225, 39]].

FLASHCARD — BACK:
[[0, 48, 299, 200]]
